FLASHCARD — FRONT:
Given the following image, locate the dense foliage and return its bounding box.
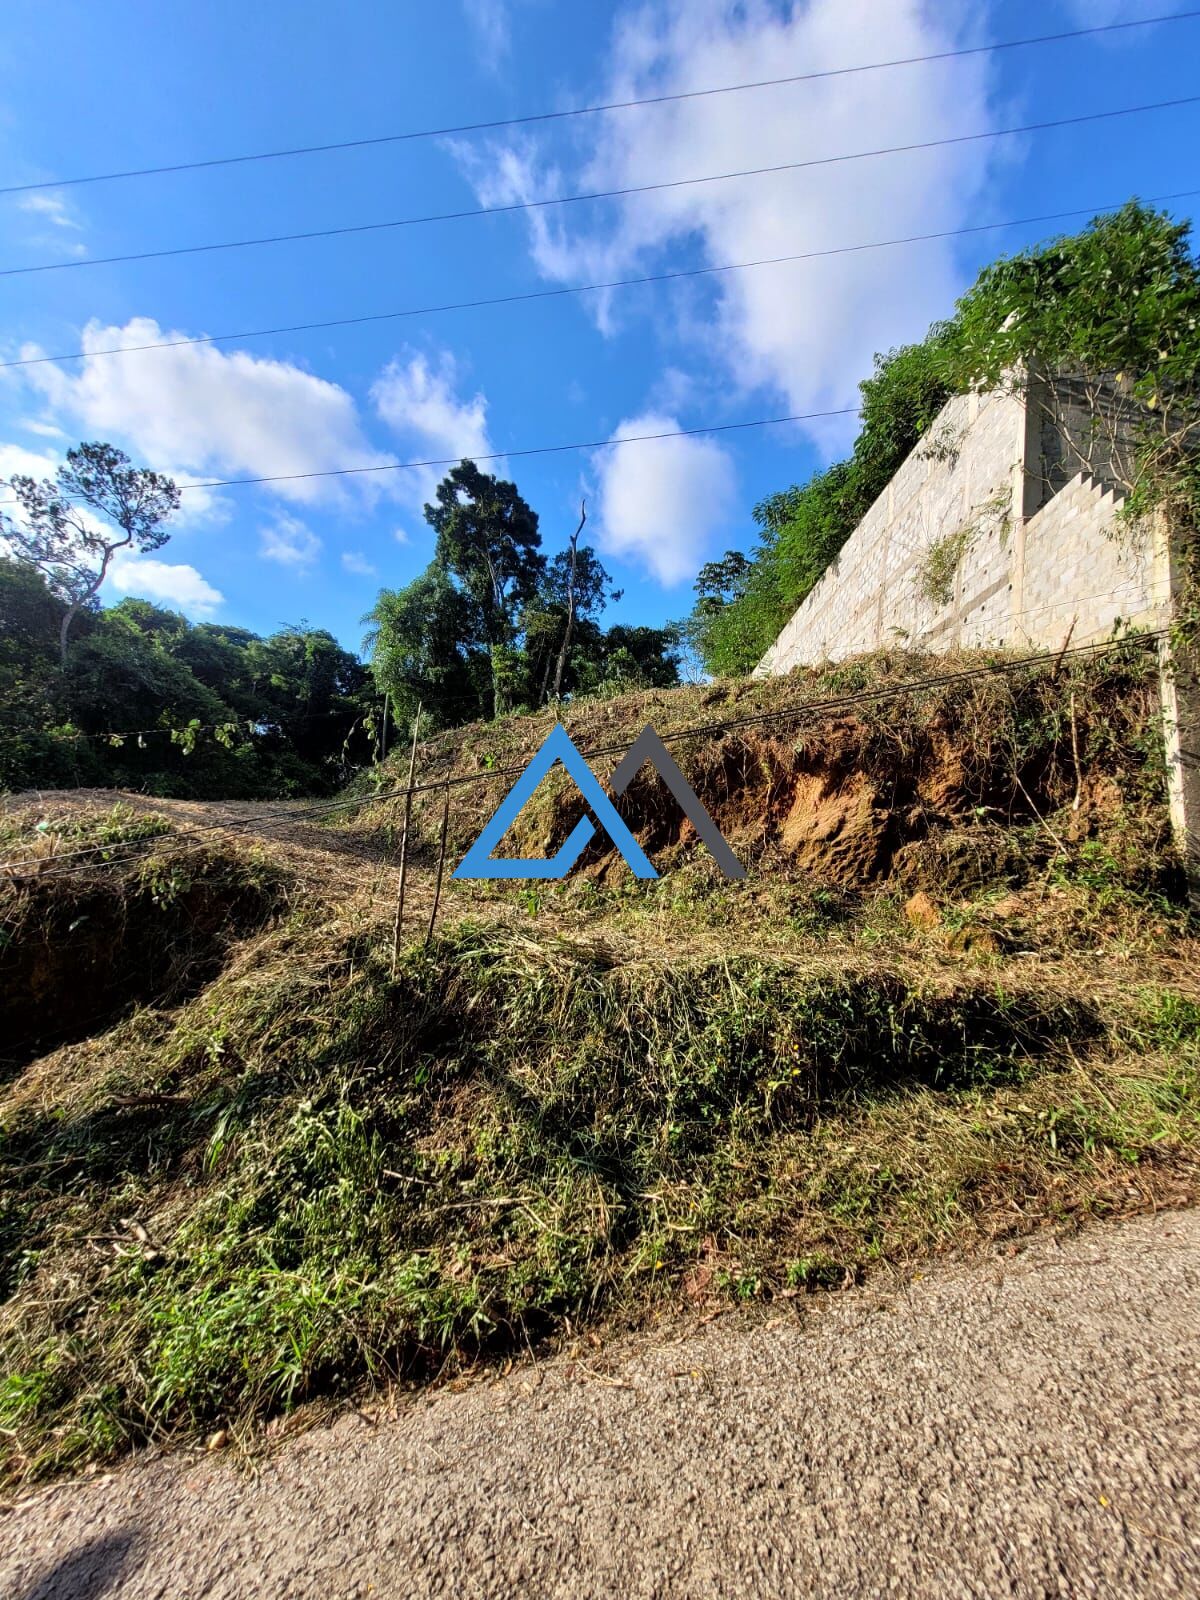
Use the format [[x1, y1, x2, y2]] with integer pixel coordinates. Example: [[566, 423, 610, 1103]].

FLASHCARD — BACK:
[[2, 442, 181, 667], [0, 559, 378, 796], [0, 440, 381, 797], [688, 202, 1200, 675], [365, 461, 680, 732], [1, 447, 679, 795]]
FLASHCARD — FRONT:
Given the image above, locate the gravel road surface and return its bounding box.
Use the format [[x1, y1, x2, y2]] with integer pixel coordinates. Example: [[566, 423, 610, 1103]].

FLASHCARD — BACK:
[[3, 1209, 1198, 1599]]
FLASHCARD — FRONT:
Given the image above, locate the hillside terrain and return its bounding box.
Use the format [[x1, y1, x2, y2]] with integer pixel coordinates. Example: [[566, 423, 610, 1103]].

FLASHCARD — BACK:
[[1, 640, 1198, 1486]]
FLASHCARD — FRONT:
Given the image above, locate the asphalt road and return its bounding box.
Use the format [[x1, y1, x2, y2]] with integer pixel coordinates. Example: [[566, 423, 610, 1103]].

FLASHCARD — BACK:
[[3, 1209, 1198, 1599]]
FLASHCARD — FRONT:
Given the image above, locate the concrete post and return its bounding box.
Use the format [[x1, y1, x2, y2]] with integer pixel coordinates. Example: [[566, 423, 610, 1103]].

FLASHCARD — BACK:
[[1007, 373, 1039, 646], [1154, 511, 1200, 909]]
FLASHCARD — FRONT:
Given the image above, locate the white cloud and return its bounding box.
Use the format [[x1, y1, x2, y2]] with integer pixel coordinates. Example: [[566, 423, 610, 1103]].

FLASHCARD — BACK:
[[0, 441, 63, 482], [260, 514, 321, 568], [458, 0, 1009, 448], [591, 413, 735, 585], [463, 0, 510, 58], [18, 193, 82, 230], [371, 349, 494, 507], [108, 555, 224, 617], [394, 527, 412, 546], [341, 549, 378, 576], [19, 418, 67, 440], [14, 191, 87, 258], [24, 318, 395, 508]]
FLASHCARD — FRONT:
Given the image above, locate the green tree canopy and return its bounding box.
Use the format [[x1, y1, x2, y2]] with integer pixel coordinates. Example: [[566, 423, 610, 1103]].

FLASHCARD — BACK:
[[1, 442, 181, 665], [0, 560, 379, 798], [425, 460, 545, 715], [366, 465, 677, 729]]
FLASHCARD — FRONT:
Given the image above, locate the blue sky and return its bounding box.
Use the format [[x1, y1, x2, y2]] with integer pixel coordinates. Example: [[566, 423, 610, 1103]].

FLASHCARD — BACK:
[[1, 0, 1197, 656]]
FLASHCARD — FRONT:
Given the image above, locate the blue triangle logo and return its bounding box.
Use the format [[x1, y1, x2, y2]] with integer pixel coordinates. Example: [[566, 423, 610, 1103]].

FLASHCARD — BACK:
[[453, 723, 657, 880]]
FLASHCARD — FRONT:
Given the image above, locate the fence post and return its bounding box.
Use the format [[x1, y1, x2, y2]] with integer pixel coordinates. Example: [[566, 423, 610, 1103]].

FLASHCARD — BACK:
[[425, 783, 451, 946], [389, 703, 422, 979], [1155, 512, 1200, 910]]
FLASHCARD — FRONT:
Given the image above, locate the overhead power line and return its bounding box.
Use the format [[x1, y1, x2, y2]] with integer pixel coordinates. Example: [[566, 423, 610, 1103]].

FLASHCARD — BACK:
[[7, 188, 1200, 372], [1, 632, 1164, 883], [2, 10, 1194, 198], [4, 94, 1198, 279], [0, 409, 861, 508]]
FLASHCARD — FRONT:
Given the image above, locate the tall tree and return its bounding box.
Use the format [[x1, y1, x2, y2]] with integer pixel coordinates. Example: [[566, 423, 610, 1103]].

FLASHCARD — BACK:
[[1, 442, 181, 666], [363, 566, 482, 730], [424, 460, 544, 715], [524, 509, 623, 704], [549, 499, 586, 704]]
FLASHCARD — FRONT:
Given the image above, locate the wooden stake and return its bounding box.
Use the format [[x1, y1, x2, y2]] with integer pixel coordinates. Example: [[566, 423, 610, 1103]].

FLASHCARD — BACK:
[[1051, 617, 1077, 676], [1069, 690, 1083, 813], [389, 703, 422, 979], [425, 782, 451, 947]]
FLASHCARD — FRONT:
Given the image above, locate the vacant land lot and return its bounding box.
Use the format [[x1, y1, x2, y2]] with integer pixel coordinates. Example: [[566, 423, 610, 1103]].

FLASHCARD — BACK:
[[2, 647, 1197, 1494]]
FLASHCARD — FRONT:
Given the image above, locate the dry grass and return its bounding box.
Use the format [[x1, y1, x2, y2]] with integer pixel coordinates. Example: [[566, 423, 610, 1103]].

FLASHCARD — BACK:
[[0, 643, 1197, 1487]]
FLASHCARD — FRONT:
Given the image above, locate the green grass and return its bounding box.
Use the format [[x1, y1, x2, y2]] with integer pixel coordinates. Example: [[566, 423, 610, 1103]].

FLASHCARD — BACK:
[[1, 642, 1196, 1485], [2, 915, 1197, 1485]]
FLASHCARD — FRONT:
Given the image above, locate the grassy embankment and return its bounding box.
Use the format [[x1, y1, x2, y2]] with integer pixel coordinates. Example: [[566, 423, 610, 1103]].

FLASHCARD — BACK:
[[1, 642, 1197, 1484]]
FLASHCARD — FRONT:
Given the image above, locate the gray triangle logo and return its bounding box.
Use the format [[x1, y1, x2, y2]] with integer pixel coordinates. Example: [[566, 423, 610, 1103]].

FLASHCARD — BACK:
[[609, 725, 745, 880]]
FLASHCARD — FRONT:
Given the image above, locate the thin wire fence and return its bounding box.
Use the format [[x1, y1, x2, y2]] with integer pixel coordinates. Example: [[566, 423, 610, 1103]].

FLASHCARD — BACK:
[[1, 628, 1168, 890], [18, 574, 1167, 756]]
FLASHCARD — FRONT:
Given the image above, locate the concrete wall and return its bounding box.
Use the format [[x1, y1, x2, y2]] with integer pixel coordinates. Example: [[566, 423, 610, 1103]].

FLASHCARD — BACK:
[[756, 378, 1168, 677]]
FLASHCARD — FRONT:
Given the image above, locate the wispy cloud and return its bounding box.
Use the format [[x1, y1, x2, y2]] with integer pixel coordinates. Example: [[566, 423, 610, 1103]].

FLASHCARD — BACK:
[[18, 192, 83, 230], [456, 0, 1009, 454], [371, 348, 495, 507], [462, 0, 510, 61], [341, 549, 378, 577], [260, 514, 322, 569], [15, 191, 88, 258]]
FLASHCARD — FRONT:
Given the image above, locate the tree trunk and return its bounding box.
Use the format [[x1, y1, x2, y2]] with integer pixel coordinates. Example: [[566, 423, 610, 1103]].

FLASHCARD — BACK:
[[538, 643, 554, 706], [59, 604, 79, 669], [486, 545, 509, 718], [58, 540, 125, 668], [550, 500, 586, 703]]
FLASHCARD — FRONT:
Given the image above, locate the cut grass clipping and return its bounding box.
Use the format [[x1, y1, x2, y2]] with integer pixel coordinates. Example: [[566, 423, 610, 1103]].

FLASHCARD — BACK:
[[0, 809, 292, 1067], [1, 645, 1197, 1486], [2, 918, 1197, 1484]]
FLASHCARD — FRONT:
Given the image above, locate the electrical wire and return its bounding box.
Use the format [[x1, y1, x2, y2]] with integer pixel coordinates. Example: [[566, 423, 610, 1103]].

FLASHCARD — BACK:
[[28, 575, 1170, 750], [1, 631, 1165, 883], [3, 10, 1194, 198], [7, 188, 1200, 372], [4, 94, 1198, 278], [35, 700, 385, 744], [0, 408, 862, 508]]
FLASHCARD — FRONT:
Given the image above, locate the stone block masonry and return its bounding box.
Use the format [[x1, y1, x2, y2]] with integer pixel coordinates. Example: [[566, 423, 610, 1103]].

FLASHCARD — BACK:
[[756, 369, 1198, 899], [756, 375, 1168, 678]]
